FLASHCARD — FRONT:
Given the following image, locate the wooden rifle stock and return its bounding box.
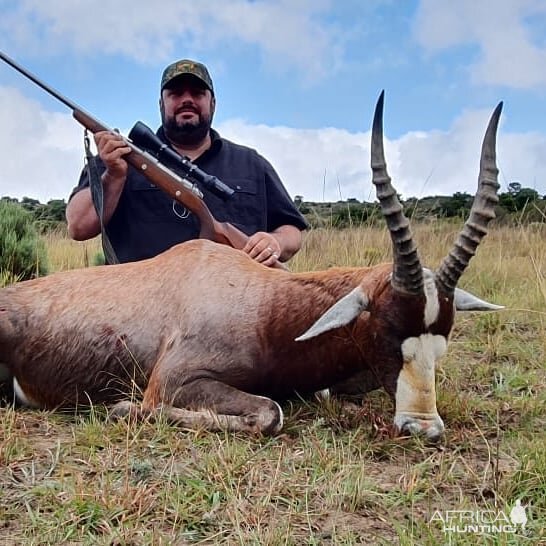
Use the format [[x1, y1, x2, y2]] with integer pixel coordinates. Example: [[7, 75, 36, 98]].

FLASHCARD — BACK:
[[1, 51, 286, 268]]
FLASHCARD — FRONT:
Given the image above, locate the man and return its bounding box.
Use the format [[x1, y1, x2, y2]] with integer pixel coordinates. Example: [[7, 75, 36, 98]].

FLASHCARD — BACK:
[[66, 59, 308, 265]]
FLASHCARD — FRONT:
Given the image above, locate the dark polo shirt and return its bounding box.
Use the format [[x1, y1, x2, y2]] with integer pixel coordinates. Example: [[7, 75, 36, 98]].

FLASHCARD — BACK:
[[71, 128, 308, 263]]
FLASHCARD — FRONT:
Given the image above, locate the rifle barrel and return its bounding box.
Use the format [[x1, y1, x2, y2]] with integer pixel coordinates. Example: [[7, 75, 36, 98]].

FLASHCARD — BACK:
[[0, 50, 99, 121]]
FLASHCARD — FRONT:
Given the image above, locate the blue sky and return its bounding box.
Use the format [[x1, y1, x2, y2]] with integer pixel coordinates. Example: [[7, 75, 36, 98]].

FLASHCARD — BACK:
[[1, 0, 546, 203]]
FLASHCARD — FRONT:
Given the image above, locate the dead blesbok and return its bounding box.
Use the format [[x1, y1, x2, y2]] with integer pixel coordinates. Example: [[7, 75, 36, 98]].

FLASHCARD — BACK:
[[0, 94, 503, 440]]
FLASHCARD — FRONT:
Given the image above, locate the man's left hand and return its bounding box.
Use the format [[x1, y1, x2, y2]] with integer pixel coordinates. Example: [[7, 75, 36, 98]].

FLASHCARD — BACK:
[[242, 232, 282, 267]]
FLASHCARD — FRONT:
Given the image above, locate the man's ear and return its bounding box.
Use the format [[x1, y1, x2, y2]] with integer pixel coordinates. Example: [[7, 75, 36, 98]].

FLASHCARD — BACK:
[[211, 95, 216, 115]]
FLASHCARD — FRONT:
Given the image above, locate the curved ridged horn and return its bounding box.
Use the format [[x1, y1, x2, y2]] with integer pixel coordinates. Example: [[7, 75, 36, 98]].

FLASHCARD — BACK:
[[371, 91, 423, 296], [436, 102, 503, 295]]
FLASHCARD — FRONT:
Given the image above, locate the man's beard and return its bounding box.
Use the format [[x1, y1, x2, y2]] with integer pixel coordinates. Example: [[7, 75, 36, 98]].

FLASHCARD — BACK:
[[162, 108, 212, 146]]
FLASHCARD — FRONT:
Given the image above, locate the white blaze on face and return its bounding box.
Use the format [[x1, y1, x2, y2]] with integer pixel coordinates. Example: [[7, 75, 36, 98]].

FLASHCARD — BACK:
[[393, 271, 450, 438], [395, 269, 446, 419], [395, 333, 447, 418], [423, 268, 440, 328]]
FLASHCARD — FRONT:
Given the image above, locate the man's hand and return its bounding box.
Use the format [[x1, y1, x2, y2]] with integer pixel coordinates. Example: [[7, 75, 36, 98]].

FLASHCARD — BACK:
[[242, 231, 282, 267], [94, 131, 131, 180]]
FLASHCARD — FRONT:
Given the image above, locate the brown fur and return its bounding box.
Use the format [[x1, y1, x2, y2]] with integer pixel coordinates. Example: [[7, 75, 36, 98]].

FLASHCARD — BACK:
[[0, 239, 454, 434]]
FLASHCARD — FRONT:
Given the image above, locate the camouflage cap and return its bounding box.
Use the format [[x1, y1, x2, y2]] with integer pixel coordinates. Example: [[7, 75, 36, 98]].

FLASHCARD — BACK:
[[160, 59, 214, 94]]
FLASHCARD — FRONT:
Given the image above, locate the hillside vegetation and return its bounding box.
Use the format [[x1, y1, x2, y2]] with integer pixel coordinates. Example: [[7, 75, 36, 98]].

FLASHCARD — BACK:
[[3, 180, 545, 233]]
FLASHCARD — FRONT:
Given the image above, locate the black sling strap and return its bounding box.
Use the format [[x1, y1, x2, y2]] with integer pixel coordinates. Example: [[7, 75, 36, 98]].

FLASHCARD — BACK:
[[84, 130, 119, 265]]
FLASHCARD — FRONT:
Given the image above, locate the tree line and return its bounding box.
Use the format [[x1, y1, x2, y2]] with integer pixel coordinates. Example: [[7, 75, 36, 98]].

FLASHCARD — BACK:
[[0, 196, 67, 232], [295, 182, 545, 228], [2, 181, 545, 232]]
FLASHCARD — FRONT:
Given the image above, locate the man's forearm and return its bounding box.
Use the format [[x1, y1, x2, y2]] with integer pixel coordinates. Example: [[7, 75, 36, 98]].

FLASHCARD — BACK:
[[66, 172, 125, 240]]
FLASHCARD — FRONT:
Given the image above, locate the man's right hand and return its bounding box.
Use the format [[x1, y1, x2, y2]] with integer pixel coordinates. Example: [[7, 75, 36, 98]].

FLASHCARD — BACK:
[[94, 131, 132, 180]]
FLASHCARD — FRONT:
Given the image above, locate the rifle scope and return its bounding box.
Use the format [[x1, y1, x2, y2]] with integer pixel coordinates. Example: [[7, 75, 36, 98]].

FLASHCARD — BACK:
[[129, 121, 235, 201]]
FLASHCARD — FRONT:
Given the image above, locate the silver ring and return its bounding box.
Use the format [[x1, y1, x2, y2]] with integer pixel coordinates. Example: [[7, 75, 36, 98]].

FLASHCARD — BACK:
[[266, 246, 274, 254]]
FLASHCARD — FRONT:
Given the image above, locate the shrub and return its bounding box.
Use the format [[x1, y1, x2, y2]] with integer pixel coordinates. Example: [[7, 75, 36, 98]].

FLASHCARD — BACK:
[[0, 201, 49, 282], [93, 251, 106, 266]]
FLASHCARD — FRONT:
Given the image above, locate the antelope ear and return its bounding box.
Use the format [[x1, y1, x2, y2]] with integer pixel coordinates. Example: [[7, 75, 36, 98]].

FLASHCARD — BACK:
[[454, 288, 504, 311], [296, 287, 369, 341]]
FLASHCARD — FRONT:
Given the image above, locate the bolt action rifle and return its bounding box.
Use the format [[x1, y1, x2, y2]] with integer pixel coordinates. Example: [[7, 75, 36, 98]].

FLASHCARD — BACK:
[[0, 51, 287, 267]]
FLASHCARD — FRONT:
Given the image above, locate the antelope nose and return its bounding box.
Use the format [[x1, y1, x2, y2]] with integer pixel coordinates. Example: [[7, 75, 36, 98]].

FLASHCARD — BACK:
[[396, 414, 445, 442]]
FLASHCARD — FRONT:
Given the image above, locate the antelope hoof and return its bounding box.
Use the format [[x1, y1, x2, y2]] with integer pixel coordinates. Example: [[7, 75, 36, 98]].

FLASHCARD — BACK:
[[394, 414, 445, 442], [256, 399, 284, 435], [109, 400, 140, 421]]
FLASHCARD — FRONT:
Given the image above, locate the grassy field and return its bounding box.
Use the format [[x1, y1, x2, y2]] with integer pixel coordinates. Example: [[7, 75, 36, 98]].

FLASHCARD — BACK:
[[0, 223, 545, 545]]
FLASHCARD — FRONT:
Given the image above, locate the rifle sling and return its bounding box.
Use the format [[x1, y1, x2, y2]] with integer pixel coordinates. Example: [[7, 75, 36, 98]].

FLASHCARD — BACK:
[[84, 130, 119, 265]]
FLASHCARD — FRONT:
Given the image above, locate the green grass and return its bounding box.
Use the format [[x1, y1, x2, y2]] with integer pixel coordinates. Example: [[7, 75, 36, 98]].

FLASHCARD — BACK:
[[0, 223, 545, 544]]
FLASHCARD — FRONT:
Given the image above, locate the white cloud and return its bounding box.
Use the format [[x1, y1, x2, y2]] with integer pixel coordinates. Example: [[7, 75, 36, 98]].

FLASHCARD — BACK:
[[414, 0, 546, 89], [1, 0, 341, 83], [219, 107, 546, 200], [217, 119, 371, 202], [1, 87, 544, 205], [0, 87, 84, 202]]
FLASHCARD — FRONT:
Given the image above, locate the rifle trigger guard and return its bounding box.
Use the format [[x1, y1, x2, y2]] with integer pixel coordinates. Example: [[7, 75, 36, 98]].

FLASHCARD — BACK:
[[172, 201, 190, 219]]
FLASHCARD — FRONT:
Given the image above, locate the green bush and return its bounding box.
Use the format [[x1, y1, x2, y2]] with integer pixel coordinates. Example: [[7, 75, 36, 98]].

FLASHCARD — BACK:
[[0, 201, 49, 282], [93, 251, 106, 266]]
